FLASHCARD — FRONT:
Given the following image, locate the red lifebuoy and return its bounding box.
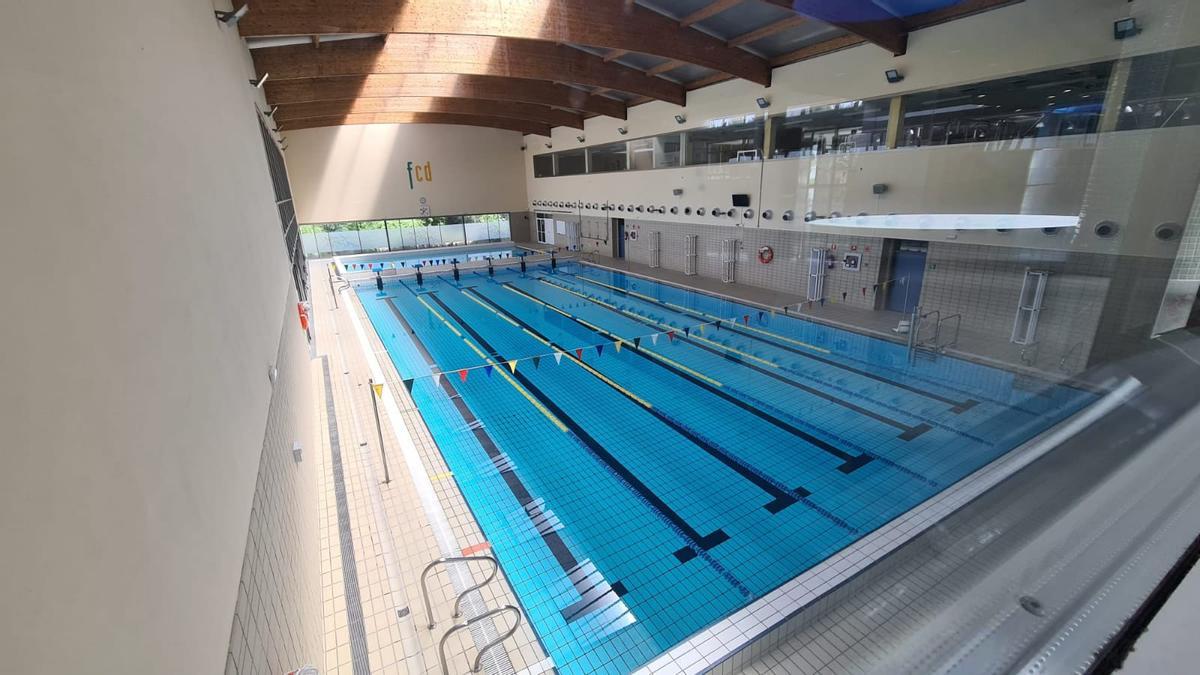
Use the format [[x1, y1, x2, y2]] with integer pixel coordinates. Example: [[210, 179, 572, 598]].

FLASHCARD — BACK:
[[758, 245, 774, 264]]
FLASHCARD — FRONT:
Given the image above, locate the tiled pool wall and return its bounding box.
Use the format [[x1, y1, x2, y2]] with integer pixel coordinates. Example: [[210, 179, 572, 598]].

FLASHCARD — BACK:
[[558, 217, 1174, 375]]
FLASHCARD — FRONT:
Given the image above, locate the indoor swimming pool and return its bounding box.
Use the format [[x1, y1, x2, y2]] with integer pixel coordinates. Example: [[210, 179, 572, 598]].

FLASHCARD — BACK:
[[337, 243, 531, 272], [354, 261, 1096, 674]]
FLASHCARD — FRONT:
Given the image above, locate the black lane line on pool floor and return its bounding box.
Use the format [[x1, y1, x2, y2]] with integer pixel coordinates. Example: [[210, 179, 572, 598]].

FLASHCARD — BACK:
[[564, 271, 981, 414], [423, 291, 731, 564], [382, 297, 629, 625], [460, 282, 811, 517], [511, 279, 871, 474], [320, 356, 372, 675], [538, 277, 1005, 448], [524, 278, 928, 441]]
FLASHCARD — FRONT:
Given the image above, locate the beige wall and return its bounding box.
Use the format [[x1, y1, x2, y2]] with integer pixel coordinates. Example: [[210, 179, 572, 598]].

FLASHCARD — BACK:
[[285, 123, 529, 224], [0, 1, 316, 673]]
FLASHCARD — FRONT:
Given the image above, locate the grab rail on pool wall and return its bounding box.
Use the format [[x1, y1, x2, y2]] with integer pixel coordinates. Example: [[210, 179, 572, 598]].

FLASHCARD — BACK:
[[438, 605, 522, 675], [420, 555, 501, 629]]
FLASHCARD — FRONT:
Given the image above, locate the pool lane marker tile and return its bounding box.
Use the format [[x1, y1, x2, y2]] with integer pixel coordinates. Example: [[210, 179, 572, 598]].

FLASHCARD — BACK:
[[385, 293, 631, 625], [466, 284, 813, 518], [424, 291, 731, 565], [461, 541, 492, 556]]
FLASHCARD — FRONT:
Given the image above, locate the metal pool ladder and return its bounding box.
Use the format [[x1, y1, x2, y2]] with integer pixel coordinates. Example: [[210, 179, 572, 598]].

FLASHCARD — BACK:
[[420, 555, 524, 674], [907, 307, 962, 363], [438, 605, 522, 675]]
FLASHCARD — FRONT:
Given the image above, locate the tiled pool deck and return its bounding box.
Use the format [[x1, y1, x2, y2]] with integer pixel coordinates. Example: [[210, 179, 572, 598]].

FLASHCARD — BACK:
[[309, 261, 550, 675]]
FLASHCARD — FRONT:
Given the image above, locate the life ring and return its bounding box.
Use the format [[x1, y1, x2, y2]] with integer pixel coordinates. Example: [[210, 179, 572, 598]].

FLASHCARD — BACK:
[[758, 245, 774, 264]]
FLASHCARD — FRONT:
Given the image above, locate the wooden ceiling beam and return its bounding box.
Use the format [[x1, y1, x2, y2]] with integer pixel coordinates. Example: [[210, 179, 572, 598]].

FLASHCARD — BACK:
[[264, 74, 627, 119], [727, 15, 807, 47], [238, 0, 771, 86], [251, 34, 687, 105], [760, 0, 908, 55], [282, 112, 551, 136], [679, 0, 747, 27], [602, 49, 630, 62], [645, 60, 684, 77], [273, 97, 584, 129]]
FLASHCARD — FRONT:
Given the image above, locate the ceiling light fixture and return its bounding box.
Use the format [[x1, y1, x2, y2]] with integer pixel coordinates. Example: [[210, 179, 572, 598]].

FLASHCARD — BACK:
[[674, 114, 686, 124], [215, 5, 249, 25], [755, 97, 770, 109], [617, 127, 628, 135], [577, 135, 585, 142], [884, 69, 904, 84]]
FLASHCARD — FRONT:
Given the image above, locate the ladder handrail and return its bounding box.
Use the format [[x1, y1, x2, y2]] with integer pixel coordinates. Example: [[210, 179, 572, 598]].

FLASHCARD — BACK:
[[438, 605, 522, 675], [420, 555, 501, 629]]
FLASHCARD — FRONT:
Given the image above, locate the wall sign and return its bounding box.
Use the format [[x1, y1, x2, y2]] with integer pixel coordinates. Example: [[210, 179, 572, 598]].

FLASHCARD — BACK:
[[843, 253, 862, 270], [418, 196, 431, 217]]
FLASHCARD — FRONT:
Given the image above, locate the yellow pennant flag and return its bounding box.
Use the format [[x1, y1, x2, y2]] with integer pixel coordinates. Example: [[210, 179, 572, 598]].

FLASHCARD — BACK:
[[507, 360, 518, 374], [697, 323, 705, 335], [614, 340, 622, 353], [371, 382, 384, 398]]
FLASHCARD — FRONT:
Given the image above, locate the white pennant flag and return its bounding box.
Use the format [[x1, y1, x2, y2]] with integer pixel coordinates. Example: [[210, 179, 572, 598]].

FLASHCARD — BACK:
[[553, 351, 563, 364], [651, 333, 659, 345], [433, 372, 442, 386]]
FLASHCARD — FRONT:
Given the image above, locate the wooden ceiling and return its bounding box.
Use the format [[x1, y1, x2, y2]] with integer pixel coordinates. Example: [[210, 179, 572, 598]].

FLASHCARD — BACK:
[[245, 0, 1020, 136]]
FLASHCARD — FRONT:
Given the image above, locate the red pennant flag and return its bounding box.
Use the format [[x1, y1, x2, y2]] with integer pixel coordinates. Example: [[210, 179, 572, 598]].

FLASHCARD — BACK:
[[575, 348, 583, 360], [458, 369, 468, 382], [667, 331, 676, 342], [743, 314, 750, 324]]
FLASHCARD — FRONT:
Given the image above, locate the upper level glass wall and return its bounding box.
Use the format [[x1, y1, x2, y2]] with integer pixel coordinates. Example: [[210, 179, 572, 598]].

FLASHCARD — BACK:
[[629, 134, 681, 170], [298, 212, 511, 258], [533, 153, 555, 177], [1117, 44, 1200, 130], [900, 61, 1113, 147], [557, 148, 587, 176], [771, 99, 890, 157], [684, 114, 765, 165], [588, 141, 628, 173]]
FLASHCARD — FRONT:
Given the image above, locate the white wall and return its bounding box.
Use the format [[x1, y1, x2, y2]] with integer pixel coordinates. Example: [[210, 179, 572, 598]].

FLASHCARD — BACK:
[[285, 123, 529, 223], [0, 1, 315, 673]]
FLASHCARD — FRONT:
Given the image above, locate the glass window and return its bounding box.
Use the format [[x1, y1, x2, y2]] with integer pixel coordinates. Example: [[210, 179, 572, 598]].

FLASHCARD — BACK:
[[1117, 45, 1200, 130], [556, 148, 587, 176], [587, 141, 628, 173], [684, 115, 765, 166], [900, 61, 1112, 147], [771, 99, 890, 157], [533, 153, 555, 177], [464, 213, 509, 244], [629, 133, 681, 170]]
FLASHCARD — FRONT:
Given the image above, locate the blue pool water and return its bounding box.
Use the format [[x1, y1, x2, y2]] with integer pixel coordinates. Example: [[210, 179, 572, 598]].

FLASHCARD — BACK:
[[355, 261, 1095, 674], [338, 244, 529, 271]]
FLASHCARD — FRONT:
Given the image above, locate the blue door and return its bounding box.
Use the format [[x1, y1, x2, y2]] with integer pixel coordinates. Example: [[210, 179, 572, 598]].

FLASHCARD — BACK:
[[886, 242, 927, 313], [615, 219, 626, 259]]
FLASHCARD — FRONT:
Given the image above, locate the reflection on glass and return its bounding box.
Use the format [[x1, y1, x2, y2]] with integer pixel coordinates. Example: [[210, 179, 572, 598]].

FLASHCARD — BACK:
[[588, 142, 628, 173], [684, 115, 764, 165], [901, 61, 1112, 147], [772, 99, 890, 157]]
